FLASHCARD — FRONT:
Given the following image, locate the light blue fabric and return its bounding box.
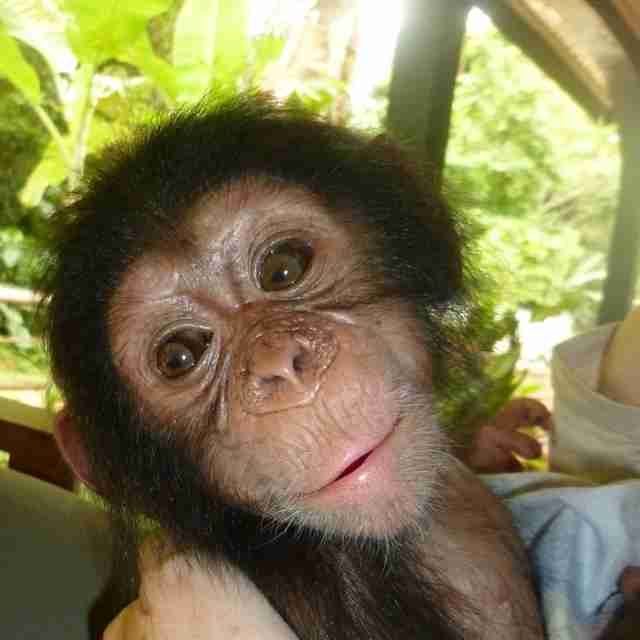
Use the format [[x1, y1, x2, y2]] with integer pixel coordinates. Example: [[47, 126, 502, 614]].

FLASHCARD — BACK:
[[484, 472, 640, 639]]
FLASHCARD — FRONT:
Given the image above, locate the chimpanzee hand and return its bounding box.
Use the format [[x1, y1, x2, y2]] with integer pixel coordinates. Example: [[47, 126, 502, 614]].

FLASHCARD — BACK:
[[464, 398, 552, 474], [103, 546, 298, 640], [599, 567, 640, 640]]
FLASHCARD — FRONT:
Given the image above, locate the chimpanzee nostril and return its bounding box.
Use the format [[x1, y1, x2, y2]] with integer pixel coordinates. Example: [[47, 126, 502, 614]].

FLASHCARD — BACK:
[[293, 352, 305, 374], [247, 334, 307, 389], [239, 320, 339, 415]]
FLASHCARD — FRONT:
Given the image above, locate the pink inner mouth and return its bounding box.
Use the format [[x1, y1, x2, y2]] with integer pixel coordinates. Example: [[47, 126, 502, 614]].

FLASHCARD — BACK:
[[335, 451, 372, 481], [310, 419, 400, 495]]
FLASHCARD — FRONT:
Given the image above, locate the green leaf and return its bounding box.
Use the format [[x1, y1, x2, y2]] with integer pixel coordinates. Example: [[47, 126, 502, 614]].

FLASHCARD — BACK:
[[1, 244, 21, 269], [124, 34, 180, 101], [173, 0, 218, 70], [62, 0, 172, 65], [251, 33, 285, 79], [212, 0, 248, 91], [0, 0, 73, 73], [0, 302, 30, 344], [172, 63, 212, 102], [19, 140, 70, 206], [63, 62, 94, 139], [171, 0, 251, 100], [86, 115, 119, 153], [0, 27, 41, 104]]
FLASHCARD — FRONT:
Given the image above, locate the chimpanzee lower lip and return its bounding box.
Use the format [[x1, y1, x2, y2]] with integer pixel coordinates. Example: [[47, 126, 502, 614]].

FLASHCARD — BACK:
[[323, 417, 401, 489], [302, 418, 401, 497]]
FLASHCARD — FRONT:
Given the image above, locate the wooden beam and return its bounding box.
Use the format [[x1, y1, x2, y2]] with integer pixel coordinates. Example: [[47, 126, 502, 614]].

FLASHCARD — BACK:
[[0, 284, 41, 306], [0, 395, 53, 431], [0, 396, 73, 490], [598, 65, 640, 323], [476, 0, 610, 121], [386, 0, 470, 187], [0, 419, 74, 490], [587, 0, 640, 77]]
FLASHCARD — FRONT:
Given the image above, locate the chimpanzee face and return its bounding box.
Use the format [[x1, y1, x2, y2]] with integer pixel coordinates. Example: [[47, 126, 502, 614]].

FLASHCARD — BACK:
[[108, 181, 450, 539]]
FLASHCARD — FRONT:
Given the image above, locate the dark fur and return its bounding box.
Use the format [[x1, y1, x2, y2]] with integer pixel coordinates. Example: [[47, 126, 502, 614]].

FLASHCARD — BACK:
[[42, 94, 495, 639], [103, 407, 474, 639]]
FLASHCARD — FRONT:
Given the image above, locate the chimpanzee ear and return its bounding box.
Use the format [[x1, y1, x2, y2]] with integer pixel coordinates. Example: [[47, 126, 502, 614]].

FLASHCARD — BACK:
[[54, 409, 97, 491]]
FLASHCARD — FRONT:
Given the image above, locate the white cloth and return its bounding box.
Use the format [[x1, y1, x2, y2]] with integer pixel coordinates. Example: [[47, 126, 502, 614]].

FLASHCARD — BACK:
[[550, 323, 640, 481], [483, 326, 640, 637], [485, 473, 640, 640]]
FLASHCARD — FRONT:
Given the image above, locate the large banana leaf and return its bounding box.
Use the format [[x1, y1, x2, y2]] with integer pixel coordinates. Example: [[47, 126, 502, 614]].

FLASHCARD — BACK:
[[0, 0, 74, 73], [0, 25, 41, 104], [173, 0, 248, 100], [62, 0, 171, 65]]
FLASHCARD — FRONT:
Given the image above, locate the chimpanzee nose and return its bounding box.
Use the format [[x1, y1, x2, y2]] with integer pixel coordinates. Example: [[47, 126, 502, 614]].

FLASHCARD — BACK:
[[249, 334, 308, 391], [239, 325, 338, 415]]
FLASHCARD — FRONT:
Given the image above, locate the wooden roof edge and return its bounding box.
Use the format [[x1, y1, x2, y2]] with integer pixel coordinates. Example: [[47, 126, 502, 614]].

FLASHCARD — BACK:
[[587, 0, 640, 78], [476, 0, 613, 122]]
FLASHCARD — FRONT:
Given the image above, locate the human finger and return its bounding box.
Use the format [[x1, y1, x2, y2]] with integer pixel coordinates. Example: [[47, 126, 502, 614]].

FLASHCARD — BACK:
[[103, 600, 149, 640]]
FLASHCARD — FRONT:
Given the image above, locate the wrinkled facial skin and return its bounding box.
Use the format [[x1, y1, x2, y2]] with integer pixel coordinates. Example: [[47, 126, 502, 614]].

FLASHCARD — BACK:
[[109, 185, 450, 539], [44, 96, 546, 639]]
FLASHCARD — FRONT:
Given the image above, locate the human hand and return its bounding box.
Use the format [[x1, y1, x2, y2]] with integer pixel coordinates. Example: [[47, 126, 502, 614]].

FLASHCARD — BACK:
[[104, 545, 297, 640], [599, 306, 640, 407], [464, 398, 552, 474]]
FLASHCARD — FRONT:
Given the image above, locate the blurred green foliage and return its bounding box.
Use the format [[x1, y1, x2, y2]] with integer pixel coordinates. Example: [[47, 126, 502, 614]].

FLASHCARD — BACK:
[[0, 0, 288, 381], [0, 3, 622, 421], [447, 27, 619, 330], [438, 26, 619, 431]]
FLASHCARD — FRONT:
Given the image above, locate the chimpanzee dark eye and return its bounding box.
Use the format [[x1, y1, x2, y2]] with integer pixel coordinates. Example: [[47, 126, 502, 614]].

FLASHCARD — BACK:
[[258, 239, 313, 292], [156, 329, 212, 379]]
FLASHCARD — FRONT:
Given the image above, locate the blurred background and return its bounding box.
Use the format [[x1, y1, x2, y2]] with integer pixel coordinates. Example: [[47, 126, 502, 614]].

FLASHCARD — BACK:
[[0, 0, 636, 426]]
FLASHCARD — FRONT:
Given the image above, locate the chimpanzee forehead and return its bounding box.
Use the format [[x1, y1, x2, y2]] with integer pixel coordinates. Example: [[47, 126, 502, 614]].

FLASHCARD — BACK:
[[108, 179, 362, 322], [143, 176, 353, 267], [185, 176, 327, 238]]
